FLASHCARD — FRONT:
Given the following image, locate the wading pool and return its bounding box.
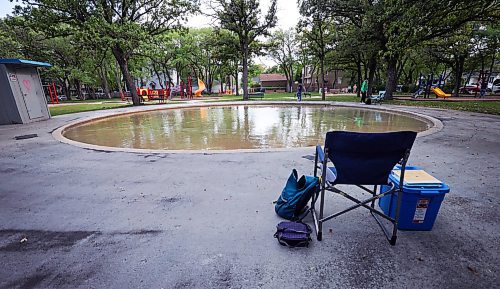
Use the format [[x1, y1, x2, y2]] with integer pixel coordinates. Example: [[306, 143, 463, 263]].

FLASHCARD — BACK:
[[62, 105, 432, 150]]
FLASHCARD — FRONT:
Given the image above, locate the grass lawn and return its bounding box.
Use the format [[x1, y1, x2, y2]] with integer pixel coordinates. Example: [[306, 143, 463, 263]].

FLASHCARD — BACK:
[[207, 92, 358, 102], [63, 98, 122, 103], [50, 103, 132, 116], [386, 99, 500, 115]]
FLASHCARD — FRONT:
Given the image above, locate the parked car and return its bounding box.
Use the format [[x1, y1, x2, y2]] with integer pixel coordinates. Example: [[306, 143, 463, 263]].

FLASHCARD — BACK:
[[460, 84, 480, 94], [95, 92, 106, 98], [57, 95, 67, 101], [489, 80, 500, 94]]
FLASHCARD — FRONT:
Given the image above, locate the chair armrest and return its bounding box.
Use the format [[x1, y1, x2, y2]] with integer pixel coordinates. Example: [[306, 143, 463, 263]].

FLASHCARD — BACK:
[[316, 145, 325, 162]]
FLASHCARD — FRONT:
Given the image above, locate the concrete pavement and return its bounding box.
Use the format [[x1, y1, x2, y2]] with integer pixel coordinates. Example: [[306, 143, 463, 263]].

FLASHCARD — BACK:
[[0, 103, 498, 289]]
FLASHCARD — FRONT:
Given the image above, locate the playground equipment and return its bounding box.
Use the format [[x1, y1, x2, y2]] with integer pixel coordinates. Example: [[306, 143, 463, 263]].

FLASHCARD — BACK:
[[412, 72, 448, 99], [134, 77, 205, 101], [431, 87, 451, 99], [195, 79, 206, 97], [136, 87, 171, 102], [46, 83, 59, 104]]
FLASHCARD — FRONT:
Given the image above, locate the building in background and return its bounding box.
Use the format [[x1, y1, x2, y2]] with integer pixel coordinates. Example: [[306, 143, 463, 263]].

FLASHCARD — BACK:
[[258, 73, 288, 92]]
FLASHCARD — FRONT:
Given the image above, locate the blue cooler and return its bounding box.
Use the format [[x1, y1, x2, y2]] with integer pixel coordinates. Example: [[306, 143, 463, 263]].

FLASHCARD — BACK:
[[379, 166, 450, 230]]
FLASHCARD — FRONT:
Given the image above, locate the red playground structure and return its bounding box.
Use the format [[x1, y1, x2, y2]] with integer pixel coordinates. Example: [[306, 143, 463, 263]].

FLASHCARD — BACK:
[[135, 76, 201, 102], [46, 83, 59, 104], [136, 86, 171, 103]]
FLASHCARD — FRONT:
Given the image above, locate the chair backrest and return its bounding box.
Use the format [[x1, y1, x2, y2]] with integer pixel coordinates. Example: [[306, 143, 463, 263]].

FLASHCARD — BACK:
[[325, 131, 417, 185]]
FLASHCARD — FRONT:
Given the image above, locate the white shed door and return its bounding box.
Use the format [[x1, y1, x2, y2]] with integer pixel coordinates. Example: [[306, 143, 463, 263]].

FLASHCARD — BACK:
[[16, 68, 45, 119]]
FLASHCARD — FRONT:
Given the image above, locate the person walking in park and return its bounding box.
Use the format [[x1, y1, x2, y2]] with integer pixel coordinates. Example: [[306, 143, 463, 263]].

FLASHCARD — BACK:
[[360, 79, 368, 103], [480, 78, 488, 98], [297, 83, 303, 102]]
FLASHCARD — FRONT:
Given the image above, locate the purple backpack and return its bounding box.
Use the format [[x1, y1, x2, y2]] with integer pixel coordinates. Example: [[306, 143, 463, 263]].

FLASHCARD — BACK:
[[274, 221, 312, 248]]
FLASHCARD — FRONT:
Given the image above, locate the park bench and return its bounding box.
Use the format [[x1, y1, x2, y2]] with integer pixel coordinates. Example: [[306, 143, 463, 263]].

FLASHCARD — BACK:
[[248, 92, 265, 99], [249, 88, 266, 99]]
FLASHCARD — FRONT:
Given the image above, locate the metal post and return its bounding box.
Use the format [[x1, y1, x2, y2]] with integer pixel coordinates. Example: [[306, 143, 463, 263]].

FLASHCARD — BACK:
[[318, 147, 328, 241], [391, 149, 410, 245]]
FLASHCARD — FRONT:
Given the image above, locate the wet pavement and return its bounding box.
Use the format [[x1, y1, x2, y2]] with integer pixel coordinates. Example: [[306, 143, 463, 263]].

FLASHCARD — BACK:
[[0, 102, 498, 289]]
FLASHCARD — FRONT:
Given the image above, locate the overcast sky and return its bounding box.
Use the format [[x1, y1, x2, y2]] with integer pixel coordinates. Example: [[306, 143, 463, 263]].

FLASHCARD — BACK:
[[0, 0, 299, 29], [0, 0, 299, 67]]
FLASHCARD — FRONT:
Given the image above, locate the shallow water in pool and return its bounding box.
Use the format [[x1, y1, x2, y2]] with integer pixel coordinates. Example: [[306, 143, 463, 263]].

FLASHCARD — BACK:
[[63, 105, 430, 150]]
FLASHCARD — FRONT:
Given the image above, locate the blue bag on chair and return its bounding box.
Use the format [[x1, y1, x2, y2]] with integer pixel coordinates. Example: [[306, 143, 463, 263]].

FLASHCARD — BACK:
[[275, 169, 319, 220]]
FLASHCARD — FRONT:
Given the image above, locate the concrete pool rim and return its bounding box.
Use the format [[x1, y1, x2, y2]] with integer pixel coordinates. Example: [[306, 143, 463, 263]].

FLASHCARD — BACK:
[[52, 101, 444, 154]]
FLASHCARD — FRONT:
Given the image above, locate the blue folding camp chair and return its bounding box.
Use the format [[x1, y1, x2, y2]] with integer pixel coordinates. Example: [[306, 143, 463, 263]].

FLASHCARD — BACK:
[[311, 131, 417, 245]]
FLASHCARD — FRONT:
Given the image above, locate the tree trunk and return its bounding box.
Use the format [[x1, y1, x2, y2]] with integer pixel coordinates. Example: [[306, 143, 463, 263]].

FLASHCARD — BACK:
[[486, 51, 496, 87], [100, 66, 111, 98], [289, 66, 294, 92], [90, 87, 96, 99], [62, 77, 71, 100], [320, 55, 326, 100], [176, 65, 180, 85], [356, 58, 362, 98], [220, 71, 224, 93], [242, 47, 249, 100], [301, 65, 305, 88], [153, 64, 164, 89], [367, 54, 377, 99], [385, 55, 398, 100], [112, 45, 140, 105], [75, 79, 84, 100], [235, 71, 239, 96], [453, 54, 466, 97], [163, 66, 173, 87], [115, 61, 124, 100], [283, 68, 290, 93]]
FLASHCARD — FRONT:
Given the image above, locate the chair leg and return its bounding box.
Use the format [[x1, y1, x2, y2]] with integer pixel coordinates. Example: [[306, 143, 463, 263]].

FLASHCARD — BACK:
[[317, 149, 329, 241], [317, 183, 327, 241], [371, 185, 377, 208]]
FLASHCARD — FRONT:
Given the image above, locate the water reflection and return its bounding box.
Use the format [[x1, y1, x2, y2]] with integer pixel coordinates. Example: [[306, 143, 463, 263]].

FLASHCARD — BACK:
[[63, 105, 430, 150]]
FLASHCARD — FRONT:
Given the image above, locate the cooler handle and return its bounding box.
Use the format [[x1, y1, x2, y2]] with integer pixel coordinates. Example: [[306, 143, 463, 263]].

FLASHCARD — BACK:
[[419, 190, 440, 196]]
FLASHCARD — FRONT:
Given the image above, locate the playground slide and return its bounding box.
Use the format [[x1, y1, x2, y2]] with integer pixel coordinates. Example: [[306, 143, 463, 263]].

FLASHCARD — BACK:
[[195, 79, 206, 97], [431, 87, 451, 98]]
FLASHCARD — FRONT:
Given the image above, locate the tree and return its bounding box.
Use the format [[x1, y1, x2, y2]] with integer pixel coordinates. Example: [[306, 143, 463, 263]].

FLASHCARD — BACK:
[[210, 0, 277, 100], [212, 29, 240, 95], [298, 0, 338, 100], [321, 0, 499, 99], [15, 0, 197, 105], [0, 19, 23, 58], [268, 29, 297, 92]]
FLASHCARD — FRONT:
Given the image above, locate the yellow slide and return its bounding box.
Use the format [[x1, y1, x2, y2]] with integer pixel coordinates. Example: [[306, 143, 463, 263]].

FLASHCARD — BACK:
[[431, 87, 451, 98], [194, 79, 206, 97]]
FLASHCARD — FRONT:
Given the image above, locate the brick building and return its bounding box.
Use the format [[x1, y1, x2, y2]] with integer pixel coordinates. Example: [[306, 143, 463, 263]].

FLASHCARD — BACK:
[[259, 73, 288, 92], [303, 66, 351, 93]]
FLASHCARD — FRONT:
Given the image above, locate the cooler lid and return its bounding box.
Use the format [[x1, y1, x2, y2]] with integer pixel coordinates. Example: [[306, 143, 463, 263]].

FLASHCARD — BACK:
[[391, 169, 443, 187]]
